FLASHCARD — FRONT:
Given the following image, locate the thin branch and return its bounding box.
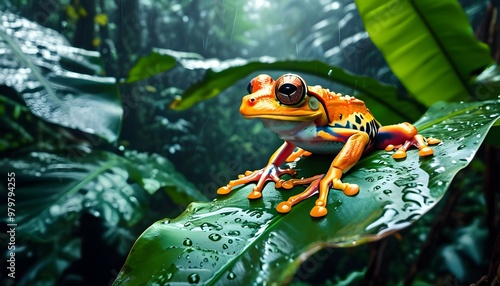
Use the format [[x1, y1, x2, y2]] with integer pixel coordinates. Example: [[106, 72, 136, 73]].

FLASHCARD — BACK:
[[403, 185, 461, 285]]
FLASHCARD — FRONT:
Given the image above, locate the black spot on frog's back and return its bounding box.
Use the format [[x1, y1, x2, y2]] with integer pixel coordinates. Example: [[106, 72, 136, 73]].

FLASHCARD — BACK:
[[355, 115, 362, 124]]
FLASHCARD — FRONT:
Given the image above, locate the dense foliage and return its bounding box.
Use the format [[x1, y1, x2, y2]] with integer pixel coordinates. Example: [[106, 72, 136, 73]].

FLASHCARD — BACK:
[[0, 0, 499, 285]]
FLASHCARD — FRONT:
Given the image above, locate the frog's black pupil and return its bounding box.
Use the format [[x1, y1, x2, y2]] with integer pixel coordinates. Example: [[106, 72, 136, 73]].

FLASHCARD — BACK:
[[247, 83, 252, 93], [279, 83, 297, 95]]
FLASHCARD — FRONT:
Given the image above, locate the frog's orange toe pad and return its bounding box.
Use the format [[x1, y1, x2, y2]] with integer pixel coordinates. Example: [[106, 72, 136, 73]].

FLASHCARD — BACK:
[[280, 180, 294, 189], [310, 206, 328, 217], [343, 184, 359, 196], [247, 191, 262, 199], [217, 186, 231, 195], [393, 150, 407, 159], [275, 180, 284, 188], [276, 202, 292, 213], [427, 138, 441, 145], [385, 144, 395, 151], [418, 147, 433, 157]]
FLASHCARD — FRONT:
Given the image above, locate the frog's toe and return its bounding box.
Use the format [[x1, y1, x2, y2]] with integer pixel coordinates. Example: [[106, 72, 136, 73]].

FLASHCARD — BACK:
[[278, 174, 324, 190], [418, 146, 433, 156], [280, 180, 294, 189], [276, 201, 292, 213], [385, 144, 395, 151], [310, 205, 328, 217], [342, 184, 359, 196], [427, 137, 441, 145], [274, 179, 285, 188], [217, 186, 231, 195], [393, 149, 407, 159], [247, 190, 262, 199]]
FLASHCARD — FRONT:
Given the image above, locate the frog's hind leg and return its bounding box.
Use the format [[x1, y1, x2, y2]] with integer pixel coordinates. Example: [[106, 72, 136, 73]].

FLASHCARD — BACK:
[[385, 134, 439, 159], [375, 122, 440, 159]]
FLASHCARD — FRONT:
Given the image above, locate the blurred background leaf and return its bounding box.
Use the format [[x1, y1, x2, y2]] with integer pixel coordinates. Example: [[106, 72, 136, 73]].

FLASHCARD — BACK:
[[125, 49, 177, 83], [356, 0, 494, 106], [0, 11, 122, 142], [0, 149, 207, 284]]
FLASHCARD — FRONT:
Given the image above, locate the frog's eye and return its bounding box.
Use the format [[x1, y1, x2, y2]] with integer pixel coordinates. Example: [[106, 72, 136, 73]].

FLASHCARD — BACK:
[[246, 82, 253, 93], [275, 74, 307, 106]]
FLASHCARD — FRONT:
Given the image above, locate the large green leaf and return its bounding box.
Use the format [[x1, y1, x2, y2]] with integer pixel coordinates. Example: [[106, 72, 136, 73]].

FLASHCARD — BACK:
[[0, 12, 122, 142], [0, 150, 207, 241], [113, 100, 500, 285], [356, 0, 494, 106], [166, 53, 423, 122]]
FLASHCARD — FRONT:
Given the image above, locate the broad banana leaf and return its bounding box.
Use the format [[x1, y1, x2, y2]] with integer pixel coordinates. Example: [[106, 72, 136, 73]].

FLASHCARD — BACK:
[[356, 0, 494, 106]]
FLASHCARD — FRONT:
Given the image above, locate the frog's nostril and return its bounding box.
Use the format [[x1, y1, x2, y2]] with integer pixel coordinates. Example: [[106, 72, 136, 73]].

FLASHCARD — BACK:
[[249, 97, 256, 104]]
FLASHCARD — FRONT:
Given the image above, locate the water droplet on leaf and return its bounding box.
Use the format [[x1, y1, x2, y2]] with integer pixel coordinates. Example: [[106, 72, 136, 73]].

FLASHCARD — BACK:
[[227, 271, 236, 280], [208, 233, 222, 241], [183, 238, 193, 246], [187, 273, 200, 284], [228, 230, 240, 236]]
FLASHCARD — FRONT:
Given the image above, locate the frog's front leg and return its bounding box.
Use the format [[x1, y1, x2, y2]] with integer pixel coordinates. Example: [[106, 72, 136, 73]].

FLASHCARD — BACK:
[[217, 141, 297, 199], [277, 130, 369, 217]]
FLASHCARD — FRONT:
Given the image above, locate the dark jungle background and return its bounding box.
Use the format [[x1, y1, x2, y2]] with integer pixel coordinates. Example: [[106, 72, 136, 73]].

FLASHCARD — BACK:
[[0, 0, 499, 285]]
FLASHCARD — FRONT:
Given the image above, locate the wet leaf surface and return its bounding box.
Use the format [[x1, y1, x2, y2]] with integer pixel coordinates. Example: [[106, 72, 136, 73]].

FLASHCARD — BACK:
[[0, 12, 122, 142], [114, 100, 500, 285]]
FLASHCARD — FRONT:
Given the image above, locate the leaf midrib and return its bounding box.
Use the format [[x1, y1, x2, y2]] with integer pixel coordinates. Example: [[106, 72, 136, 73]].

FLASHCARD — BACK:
[[409, 1, 473, 97], [0, 19, 62, 103]]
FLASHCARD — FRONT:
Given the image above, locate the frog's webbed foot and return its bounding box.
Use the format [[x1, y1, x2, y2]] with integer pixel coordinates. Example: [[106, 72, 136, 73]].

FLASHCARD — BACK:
[[385, 135, 441, 159], [217, 164, 296, 199], [276, 168, 359, 217]]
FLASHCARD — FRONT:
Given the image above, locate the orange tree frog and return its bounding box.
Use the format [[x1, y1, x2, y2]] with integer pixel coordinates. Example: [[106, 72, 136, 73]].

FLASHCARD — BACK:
[[217, 74, 440, 217]]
